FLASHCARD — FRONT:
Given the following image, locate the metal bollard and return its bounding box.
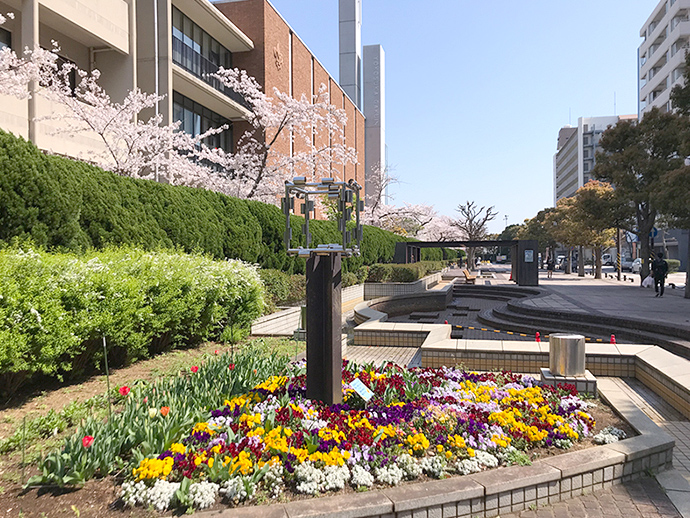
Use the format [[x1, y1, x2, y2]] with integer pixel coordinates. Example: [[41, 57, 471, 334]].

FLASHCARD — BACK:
[[549, 333, 586, 377]]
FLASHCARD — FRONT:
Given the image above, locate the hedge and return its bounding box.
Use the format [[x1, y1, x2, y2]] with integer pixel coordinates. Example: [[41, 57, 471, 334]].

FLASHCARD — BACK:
[[365, 261, 447, 283], [0, 130, 453, 272], [667, 259, 681, 273], [0, 246, 264, 396]]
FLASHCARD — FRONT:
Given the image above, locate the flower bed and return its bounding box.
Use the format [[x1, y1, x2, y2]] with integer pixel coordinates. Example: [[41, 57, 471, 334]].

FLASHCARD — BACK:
[[119, 361, 596, 512]]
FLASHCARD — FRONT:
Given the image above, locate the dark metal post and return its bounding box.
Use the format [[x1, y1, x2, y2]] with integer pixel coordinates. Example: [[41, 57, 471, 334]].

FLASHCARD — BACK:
[[306, 253, 342, 405], [616, 227, 621, 281]]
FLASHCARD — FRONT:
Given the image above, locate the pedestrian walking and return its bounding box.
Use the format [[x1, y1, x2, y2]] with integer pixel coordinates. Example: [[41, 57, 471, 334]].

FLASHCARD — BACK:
[[546, 256, 555, 279], [652, 252, 669, 297]]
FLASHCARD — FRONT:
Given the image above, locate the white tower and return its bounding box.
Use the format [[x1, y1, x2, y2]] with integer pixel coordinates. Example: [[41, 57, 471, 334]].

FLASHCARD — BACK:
[[338, 0, 362, 109], [363, 44, 385, 207]]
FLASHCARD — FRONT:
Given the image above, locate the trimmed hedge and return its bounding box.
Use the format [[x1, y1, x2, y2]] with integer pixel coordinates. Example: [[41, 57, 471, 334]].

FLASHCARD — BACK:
[[366, 261, 447, 283], [0, 247, 264, 396], [667, 259, 681, 273], [0, 130, 452, 272]]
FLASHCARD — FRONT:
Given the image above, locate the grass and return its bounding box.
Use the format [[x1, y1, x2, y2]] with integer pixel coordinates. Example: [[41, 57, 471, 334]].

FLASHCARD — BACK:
[[0, 336, 300, 470]]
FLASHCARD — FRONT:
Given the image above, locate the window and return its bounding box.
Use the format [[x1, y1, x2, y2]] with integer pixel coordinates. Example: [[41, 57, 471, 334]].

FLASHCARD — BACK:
[[172, 6, 231, 77], [583, 136, 589, 145], [0, 27, 10, 50], [583, 162, 590, 172], [173, 91, 233, 153], [583, 149, 590, 159]]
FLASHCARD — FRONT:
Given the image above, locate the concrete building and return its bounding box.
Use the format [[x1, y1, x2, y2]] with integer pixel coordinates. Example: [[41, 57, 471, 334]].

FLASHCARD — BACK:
[[338, 0, 362, 110], [553, 115, 636, 204], [0, 0, 366, 195], [639, 0, 690, 116], [363, 44, 385, 207]]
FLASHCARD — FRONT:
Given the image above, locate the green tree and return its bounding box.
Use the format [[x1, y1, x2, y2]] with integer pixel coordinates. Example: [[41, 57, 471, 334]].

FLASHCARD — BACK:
[[518, 208, 558, 263], [593, 108, 687, 282], [571, 181, 619, 279]]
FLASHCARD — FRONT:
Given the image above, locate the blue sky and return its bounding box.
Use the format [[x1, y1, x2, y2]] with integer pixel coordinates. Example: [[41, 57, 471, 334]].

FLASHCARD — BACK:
[[268, 0, 655, 233]]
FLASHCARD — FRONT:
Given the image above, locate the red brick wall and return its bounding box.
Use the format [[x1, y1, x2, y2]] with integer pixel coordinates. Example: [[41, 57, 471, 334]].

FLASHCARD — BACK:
[[355, 110, 366, 194]]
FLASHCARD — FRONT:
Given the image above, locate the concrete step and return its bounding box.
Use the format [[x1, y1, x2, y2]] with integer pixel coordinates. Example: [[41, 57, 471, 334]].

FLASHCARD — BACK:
[[478, 306, 690, 359]]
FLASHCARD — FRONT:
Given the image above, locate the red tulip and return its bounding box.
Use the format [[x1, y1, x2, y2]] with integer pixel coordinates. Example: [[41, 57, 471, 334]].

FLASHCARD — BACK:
[[190, 366, 199, 373], [214, 350, 219, 355], [82, 435, 94, 448], [228, 364, 235, 371], [118, 386, 130, 396]]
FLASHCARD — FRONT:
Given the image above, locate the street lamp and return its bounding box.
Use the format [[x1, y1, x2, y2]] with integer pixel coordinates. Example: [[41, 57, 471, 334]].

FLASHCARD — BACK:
[[282, 177, 363, 404]]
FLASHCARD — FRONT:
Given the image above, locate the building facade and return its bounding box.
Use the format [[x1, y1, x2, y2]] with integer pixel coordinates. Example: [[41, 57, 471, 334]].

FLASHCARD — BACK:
[[0, 0, 366, 197], [639, 0, 690, 116], [553, 115, 636, 204]]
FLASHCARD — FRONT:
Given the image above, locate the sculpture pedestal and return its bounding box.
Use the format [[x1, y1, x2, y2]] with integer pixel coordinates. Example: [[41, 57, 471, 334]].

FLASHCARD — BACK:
[[305, 253, 342, 405], [540, 368, 598, 397]]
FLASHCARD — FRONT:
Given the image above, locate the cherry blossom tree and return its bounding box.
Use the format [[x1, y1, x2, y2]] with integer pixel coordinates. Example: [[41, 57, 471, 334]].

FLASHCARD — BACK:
[[212, 68, 357, 201]]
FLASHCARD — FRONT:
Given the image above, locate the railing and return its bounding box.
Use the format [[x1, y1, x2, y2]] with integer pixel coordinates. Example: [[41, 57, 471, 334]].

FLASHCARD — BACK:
[[172, 36, 249, 109]]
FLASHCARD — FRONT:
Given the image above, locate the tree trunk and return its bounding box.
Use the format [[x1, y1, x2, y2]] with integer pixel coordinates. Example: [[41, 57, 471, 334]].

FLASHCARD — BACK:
[[578, 246, 585, 277], [565, 247, 572, 274], [595, 247, 602, 279]]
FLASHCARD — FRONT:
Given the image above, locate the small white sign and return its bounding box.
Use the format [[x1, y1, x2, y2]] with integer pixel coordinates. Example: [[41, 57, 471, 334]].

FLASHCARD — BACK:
[[350, 378, 374, 402]]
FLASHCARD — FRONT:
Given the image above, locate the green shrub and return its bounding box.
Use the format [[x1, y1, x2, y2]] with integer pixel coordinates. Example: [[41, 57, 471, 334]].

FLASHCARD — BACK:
[[0, 130, 433, 272], [388, 265, 419, 282], [367, 264, 393, 282], [342, 271, 359, 287], [0, 247, 264, 395], [258, 269, 306, 310], [355, 265, 370, 284], [667, 259, 681, 273]]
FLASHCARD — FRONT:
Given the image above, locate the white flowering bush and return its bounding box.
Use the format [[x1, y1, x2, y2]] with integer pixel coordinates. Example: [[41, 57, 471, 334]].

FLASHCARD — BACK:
[[375, 464, 405, 485], [220, 477, 256, 504], [420, 455, 447, 479], [0, 247, 264, 396], [350, 464, 374, 488], [294, 462, 326, 495], [593, 426, 627, 445], [456, 458, 481, 475], [397, 453, 422, 480], [190, 481, 220, 509], [263, 463, 285, 498]]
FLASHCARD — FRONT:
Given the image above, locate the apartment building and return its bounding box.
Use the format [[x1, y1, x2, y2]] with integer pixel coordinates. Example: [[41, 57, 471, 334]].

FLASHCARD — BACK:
[[553, 115, 636, 204], [0, 0, 366, 195], [639, 0, 690, 115]]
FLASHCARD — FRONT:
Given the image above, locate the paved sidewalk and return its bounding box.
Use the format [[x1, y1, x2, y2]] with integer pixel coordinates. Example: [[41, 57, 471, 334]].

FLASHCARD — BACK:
[[485, 266, 690, 333], [502, 477, 681, 518]]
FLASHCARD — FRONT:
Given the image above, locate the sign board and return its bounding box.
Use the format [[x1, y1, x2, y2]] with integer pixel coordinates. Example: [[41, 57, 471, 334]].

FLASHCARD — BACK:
[[350, 377, 374, 402], [524, 249, 534, 263], [650, 227, 658, 238]]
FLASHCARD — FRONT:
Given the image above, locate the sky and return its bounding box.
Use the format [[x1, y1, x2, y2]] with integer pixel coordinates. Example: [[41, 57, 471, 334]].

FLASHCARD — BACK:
[[268, 0, 656, 234]]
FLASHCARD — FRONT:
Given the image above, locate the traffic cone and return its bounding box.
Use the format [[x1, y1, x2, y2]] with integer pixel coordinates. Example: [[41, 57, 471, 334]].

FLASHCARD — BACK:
[[535, 331, 541, 343], [444, 320, 448, 325], [610, 334, 616, 345]]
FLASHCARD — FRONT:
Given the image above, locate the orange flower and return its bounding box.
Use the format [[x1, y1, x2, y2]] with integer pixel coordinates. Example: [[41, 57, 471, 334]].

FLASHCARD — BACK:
[[160, 406, 170, 417]]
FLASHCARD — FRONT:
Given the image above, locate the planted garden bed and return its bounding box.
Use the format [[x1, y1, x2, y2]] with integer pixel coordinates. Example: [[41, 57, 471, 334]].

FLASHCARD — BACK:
[[6, 345, 634, 516]]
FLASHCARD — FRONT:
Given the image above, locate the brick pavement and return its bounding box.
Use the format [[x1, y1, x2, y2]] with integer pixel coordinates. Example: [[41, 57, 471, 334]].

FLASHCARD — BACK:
[[502, 477, 681, 518]]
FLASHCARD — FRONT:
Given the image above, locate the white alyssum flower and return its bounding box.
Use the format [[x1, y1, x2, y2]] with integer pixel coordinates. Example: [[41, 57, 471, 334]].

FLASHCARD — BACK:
[[220, 477, 255, 503], [146, 479, 180, 512], [121, 480, 148, 508], [456, 458, 481, 475], [262, 463, 285, 498], [375, 463, 405, 485], [350, 464, 374, 488], [189, 480, 219, 509], [294, 462, 326, 495], [322, 465, 350, 491], [397, 453, 422, 479], [554, 439, 573, 449], [474, 450, 499, 469], [420, 455, 447, 479], [593, 426, 627, 445]]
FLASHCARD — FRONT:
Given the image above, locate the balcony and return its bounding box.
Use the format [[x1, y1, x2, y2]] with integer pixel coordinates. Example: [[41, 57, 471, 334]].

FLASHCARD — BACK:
[[172, 36, 249, 109]]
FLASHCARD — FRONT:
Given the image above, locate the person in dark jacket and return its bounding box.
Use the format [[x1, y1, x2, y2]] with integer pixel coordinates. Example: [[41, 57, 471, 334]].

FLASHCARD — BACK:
[[652, 252, 669, 297]]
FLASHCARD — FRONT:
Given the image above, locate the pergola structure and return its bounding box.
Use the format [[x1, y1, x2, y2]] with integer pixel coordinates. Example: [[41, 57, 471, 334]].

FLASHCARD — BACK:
[[394, 239, 540, 286]]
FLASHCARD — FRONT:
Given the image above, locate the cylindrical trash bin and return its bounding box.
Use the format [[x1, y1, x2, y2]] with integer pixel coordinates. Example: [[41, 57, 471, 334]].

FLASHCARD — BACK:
[[549, 333, 585, 377]]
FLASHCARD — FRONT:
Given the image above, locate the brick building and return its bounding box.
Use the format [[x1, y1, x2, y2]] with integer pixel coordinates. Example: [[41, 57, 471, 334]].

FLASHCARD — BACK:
[[213, 0, 366, 188]]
